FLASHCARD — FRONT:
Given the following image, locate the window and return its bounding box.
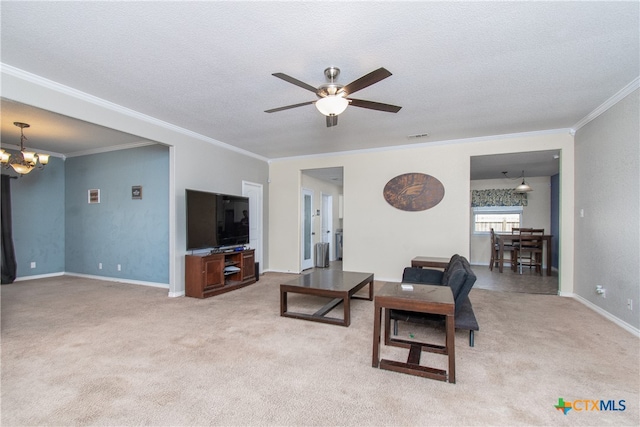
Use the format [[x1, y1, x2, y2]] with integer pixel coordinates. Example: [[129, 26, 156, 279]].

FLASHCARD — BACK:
[[473, 206, 522, 234]]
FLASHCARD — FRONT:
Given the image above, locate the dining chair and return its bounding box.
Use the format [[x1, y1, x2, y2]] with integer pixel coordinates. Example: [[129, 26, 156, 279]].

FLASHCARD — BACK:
[[490, 228, 514, 272], [514, 229, 544, 275], [511, 227, 534, 236], [489, 228, 498, 270]]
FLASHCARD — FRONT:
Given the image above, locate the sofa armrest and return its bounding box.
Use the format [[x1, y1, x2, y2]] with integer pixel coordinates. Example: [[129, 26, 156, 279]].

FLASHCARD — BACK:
[[402, 267, 444, 285]]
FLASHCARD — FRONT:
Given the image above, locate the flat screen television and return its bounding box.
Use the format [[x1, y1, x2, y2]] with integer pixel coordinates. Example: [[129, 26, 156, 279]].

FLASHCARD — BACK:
[[186, 189, 250, 251]]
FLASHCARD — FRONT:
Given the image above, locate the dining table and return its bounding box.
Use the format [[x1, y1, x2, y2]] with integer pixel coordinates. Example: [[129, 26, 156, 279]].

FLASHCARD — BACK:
[[496, 233, 553, 276]]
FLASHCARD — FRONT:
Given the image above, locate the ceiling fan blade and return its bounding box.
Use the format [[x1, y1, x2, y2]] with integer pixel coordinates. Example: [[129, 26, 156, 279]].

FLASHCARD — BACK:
[[340, 68, 392, 96], [272, 73, 318, 93], [348, 98, 402, 113], [326, 115, 338, 127], [265, 101, 315, 113]]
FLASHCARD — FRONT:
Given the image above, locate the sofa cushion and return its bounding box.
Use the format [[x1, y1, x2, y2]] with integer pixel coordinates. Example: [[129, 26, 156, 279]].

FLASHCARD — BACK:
[[447, 267, 468, 303], [402, 267, 443, 285], [390, 296, 478, 332], [441, 254, 461, 284], [447, 257, 477, 315]]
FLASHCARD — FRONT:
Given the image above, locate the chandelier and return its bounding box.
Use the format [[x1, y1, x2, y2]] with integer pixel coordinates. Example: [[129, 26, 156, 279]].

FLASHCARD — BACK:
[[1, 122, 50, 175]]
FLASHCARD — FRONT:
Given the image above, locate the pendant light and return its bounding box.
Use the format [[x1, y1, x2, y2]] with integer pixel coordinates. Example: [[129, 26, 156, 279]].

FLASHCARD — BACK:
[[502, 170, 533, 193]]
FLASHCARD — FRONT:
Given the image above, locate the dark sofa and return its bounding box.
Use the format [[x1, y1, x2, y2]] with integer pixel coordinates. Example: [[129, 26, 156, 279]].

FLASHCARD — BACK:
[[390, 254, 479, 346]]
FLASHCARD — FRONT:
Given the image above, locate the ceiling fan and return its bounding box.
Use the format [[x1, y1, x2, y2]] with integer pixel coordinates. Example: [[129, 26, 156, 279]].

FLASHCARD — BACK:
[[265, 67, 402, 127]]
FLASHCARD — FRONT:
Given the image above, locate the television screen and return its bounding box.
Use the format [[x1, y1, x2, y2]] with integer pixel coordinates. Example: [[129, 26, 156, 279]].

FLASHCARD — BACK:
[[186, 189, 249, 251]]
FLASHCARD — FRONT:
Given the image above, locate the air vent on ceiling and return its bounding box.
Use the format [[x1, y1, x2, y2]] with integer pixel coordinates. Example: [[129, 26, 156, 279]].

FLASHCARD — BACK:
[[407, 133, 430, 139]]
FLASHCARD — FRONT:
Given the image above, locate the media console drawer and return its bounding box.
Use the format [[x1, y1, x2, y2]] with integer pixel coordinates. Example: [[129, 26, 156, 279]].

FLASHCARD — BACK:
[[185, 249, 256, 298]]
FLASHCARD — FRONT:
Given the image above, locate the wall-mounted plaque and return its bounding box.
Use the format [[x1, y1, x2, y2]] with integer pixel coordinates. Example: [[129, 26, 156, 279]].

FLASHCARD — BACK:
[[132, 185, 142, 200], [88, 189, 100, 204], [383, 173, 445, 211]]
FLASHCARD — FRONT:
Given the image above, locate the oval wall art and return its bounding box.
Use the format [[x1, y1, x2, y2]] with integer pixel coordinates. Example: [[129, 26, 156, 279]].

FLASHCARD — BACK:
[[383, 173, 445, 211]]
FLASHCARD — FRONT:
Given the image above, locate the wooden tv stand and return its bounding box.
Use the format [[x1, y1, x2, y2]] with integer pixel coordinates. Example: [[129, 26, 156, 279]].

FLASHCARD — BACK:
[[185, 249, 256, 298]]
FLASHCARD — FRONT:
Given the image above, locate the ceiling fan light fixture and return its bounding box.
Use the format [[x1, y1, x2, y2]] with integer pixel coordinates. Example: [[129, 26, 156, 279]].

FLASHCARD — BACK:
[[315, 95, 349, 116]]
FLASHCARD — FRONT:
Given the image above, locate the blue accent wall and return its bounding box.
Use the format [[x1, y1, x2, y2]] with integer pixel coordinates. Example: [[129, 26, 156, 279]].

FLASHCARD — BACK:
[[65, 145, 169, 283], [8, 155, 65, 276]]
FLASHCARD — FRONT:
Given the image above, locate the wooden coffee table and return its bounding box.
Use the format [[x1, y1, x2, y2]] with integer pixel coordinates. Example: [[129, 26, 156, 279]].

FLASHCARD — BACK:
[[280, 270, 374, 327], [372, 282, 456, 383], [411, 256, 450, 269]]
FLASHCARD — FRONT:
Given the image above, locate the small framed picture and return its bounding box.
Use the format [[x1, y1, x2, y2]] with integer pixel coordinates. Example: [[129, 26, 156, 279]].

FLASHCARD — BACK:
[[88, 189, 100, 204], [132, 185, 142, 200]]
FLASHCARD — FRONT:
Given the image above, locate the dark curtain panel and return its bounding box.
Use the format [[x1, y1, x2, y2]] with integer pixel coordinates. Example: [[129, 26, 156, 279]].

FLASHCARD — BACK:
[[1, 174, 17, 284]]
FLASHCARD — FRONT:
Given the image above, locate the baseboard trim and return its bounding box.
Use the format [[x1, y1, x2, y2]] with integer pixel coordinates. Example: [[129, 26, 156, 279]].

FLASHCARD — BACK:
[[16, 272, 186, 298], [571, 293, 639, 337], [64, 272, 169, 290], [14, 272, 65, 281]]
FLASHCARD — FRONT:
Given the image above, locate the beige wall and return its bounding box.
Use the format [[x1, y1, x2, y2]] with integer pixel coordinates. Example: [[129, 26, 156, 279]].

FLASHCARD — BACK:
[[470, 176, 551, 266], [269, 132, 574, 293]]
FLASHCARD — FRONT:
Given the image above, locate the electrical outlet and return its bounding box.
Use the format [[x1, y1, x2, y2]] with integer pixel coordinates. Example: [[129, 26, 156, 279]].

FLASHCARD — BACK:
[[98, 263, 102, 270], [117, 264, 121, 271], [596, 285, 606, 298], [628, 299, 633, 310], [30, 262, 36, 269]]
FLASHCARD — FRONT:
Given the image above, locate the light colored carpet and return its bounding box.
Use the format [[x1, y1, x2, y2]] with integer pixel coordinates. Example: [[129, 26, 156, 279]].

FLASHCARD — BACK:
[[1, 273, 638, 426]]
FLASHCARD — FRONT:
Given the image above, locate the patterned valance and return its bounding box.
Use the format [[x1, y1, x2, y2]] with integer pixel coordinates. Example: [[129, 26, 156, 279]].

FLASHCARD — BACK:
[[471, 189, 528, 207]]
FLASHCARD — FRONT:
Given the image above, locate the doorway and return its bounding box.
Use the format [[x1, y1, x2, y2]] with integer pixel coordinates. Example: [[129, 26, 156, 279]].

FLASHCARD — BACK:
[[242, 181, 263, 274], [469, 150, 560, 294], [300, 167, 344, 269], [321, 193, 333, 257]]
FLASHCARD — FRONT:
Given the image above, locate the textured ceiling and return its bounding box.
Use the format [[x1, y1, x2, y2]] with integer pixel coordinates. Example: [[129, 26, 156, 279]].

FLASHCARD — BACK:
[[1, 1, 638, 164]]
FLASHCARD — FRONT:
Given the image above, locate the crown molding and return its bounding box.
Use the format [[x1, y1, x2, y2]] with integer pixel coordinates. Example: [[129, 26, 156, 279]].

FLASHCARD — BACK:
[[572, 76, 640, 132], [0, 143, 66, 160], [5, 62, 634, 164], [65, 141, 157, 158], [1, 63, 269, 163], [269, 128, 573, 163]]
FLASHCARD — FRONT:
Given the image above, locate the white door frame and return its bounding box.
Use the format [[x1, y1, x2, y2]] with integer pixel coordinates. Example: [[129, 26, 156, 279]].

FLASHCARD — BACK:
[[242, 181, 263, 274], [301, 188, 314, 271], [321, 193, 333, 260]]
